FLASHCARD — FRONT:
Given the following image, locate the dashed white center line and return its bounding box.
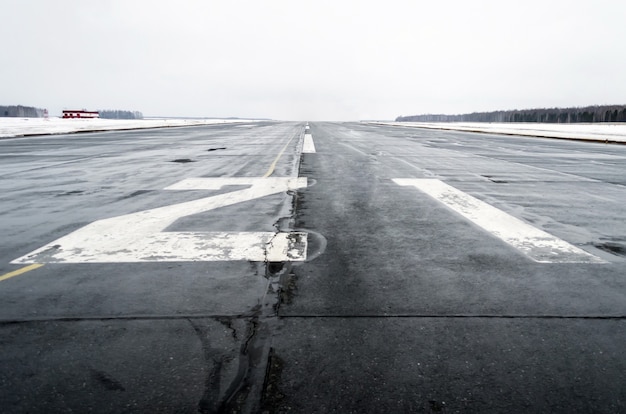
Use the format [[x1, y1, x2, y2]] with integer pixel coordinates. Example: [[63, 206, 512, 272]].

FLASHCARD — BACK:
[[393, 178, 606, 263], [303, 134, 316, 153]]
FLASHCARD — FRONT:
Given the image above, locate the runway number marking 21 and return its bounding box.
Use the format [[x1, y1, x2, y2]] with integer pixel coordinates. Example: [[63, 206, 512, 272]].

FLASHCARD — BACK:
[[394, 178, 605, 264]]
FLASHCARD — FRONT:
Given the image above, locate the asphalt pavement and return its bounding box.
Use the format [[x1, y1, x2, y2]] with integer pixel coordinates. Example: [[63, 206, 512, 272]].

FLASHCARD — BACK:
[[1, 122, 624, 413]]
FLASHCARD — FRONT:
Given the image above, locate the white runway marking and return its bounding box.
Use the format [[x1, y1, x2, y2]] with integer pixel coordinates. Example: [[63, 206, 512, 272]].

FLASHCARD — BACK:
[[303, 133, 316, 153], [393, 178, 605, 263], [13, 177, 308, 264]]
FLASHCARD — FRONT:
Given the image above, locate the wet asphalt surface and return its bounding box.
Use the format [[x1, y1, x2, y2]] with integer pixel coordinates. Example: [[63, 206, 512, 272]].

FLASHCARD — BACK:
[[0, 122, 625, 413]]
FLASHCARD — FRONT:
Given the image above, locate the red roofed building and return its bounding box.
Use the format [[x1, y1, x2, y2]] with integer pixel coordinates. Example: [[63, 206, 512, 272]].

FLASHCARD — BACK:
[[62, 110, 99, 119]]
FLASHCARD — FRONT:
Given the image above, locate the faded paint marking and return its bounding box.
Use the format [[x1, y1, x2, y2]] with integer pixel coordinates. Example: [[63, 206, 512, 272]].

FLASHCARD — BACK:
[[0, 263, 44, 282], [263, 135, 297, 178], [303, 134, 316, 153], [393, 178, 605, 263], [13, 178, 308, 264]]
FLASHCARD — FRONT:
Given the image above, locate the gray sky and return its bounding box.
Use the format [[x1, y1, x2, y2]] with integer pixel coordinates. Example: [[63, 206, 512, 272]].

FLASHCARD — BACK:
[[2, 0, 625, 121]]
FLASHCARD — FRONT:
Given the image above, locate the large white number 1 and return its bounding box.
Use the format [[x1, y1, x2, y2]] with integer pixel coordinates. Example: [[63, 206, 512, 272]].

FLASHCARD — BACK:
[[12, 177, 308, 264]]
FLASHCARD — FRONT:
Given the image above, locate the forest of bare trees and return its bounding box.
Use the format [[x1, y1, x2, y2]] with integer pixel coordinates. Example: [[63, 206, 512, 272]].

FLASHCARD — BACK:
[[1, 105, 45, 117], [99, 110, 143, 119], [396, 105, 626, 123], [1, 105, 144, 119]]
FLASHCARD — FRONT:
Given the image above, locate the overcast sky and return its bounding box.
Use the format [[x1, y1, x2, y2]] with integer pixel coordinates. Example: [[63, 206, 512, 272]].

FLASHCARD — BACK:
[[2, 0, 625, 121]]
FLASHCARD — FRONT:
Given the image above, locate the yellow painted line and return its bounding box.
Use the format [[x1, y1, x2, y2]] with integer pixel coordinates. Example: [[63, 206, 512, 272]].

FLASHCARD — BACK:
[[263, 134, 297, 178], [0, 263, 44, 282]]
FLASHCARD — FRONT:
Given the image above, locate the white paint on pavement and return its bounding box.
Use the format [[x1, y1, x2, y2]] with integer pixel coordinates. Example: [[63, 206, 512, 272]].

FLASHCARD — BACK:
[[13, 177, 308, 263], [303, 133, 316, 153], [393, 178, 605, 263]]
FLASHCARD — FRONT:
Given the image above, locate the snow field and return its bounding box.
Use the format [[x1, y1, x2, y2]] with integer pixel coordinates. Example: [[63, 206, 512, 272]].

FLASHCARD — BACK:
[[0, 117, 253, 138], [372, 122, 626, 143]]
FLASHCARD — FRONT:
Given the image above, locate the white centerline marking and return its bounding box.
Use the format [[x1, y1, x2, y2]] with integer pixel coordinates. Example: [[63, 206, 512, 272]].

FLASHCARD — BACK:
[[303, 133, 316, 153], [393, 178, 605, 263]]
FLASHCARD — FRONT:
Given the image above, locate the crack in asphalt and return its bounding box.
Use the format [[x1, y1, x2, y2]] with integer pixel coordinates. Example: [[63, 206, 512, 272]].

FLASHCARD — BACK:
[[188, 318, 230, 414], [218, 318, 259, 412], [186, 315, 269, 414]]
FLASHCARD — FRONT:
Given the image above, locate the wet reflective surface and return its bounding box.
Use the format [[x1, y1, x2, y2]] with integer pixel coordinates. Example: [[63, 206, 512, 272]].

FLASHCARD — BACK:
[[1, 122, 625, 412]]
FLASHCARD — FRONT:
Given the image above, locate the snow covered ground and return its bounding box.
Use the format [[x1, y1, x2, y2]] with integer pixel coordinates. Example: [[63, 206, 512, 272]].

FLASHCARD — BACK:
[[0, 117, 254, 138], [372, 122, 626, 143]]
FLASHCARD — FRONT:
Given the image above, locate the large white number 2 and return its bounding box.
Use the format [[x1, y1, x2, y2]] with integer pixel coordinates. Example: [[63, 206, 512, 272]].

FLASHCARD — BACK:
[[12, 177, 308, 264]]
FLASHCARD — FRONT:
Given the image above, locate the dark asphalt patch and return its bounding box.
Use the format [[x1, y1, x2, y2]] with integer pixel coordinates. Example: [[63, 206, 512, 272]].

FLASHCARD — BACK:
[[595, 241, 626, 257], [266, 262, 285, 275], [117, 190, 153, 200], [57, 190, 85, 196], [90, 369, 126, 391], [482, 175, 509, 183]]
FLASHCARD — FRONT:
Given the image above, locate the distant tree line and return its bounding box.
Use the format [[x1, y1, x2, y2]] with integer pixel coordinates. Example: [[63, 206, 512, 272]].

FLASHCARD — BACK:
[[99, 110, 143, 119], [1, 105, 45, 117], [396, 105, 626, 123]]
